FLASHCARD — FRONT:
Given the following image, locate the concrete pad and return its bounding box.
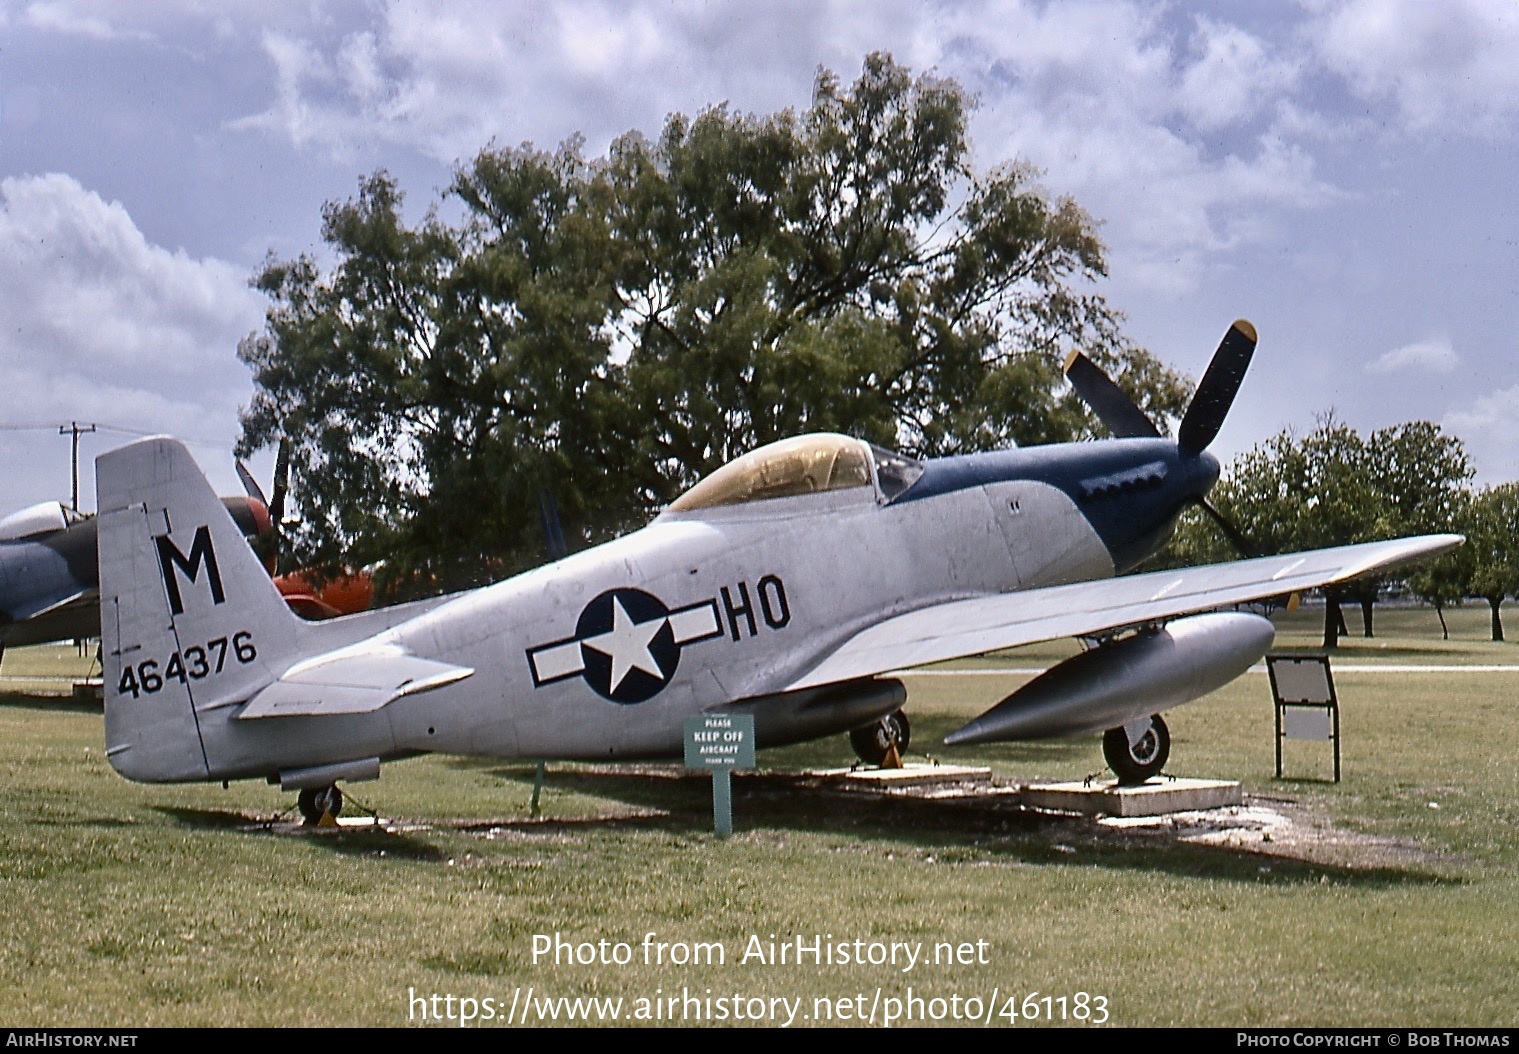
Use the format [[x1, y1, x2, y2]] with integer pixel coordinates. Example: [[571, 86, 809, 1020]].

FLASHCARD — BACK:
[[809, 762, 995, 790], [1021, 777, 1241, 818]]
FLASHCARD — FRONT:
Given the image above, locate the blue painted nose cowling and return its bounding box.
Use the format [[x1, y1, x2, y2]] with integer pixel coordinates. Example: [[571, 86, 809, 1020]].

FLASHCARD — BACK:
[[1067, 441, 1223, 574]]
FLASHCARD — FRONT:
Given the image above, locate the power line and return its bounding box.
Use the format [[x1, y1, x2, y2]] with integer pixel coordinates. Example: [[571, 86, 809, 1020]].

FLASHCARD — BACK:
[[0, 420, 234, 446]]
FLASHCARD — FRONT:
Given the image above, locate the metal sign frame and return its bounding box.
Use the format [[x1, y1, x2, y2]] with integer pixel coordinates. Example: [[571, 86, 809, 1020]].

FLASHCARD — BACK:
[[1266, 653, 1340, 782]]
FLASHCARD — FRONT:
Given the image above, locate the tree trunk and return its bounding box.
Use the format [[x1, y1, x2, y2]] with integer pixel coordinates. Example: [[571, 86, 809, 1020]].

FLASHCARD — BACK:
[[1360, 596, 1374, 638], [1490, 596, 1506, 642], [1435, 599, 1448, 641], [1323, 590, 1341, 649]]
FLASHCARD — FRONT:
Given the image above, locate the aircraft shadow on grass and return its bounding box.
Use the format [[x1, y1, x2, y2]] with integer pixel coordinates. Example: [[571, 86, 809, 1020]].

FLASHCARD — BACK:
[[134, 765, 1458, 888], [153, 804, 448, 861], [0, 689, 102, 714], [468, 763, 1455, 890]]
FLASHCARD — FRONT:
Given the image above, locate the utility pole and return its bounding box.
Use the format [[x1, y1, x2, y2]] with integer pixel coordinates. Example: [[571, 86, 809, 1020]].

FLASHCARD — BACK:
[[59, 421, 97, 516]]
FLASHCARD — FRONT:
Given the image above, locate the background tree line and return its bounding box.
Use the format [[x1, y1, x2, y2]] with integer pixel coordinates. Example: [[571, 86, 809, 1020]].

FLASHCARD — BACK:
[[1163, 415, 1519, 647]]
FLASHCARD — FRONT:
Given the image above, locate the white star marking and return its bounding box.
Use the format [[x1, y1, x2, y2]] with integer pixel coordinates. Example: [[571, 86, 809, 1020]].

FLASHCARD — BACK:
[[581, 596, 668, 692]]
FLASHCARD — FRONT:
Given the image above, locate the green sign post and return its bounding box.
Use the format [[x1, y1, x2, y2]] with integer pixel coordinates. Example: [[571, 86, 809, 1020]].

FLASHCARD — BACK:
[[683, 713, 756, 837]]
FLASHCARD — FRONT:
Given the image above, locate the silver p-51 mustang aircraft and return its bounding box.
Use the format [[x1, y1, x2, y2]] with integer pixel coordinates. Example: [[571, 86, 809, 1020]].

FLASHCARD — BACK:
[[96, 322, 1459, 822]]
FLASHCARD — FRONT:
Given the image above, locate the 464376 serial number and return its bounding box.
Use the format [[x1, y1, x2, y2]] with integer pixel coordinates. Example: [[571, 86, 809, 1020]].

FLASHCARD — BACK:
[[116, 632, 257, 698]]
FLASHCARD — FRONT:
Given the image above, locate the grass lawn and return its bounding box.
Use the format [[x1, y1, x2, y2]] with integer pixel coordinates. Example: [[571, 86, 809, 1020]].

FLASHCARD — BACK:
[[0, 601, 1515, 1027]]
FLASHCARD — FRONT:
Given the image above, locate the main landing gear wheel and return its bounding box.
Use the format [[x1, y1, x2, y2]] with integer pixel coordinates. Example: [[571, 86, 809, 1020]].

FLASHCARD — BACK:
[[297, 784, 343, 825], [850, 710, 911, 766], [1103, 714, 1169, 785]]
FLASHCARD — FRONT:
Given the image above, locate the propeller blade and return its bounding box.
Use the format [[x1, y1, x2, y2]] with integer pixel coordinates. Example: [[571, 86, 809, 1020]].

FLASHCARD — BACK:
[[1195, 497, 1256, 559], [538, 490, 568, 561], [235, 460, 267, 506], [1062, 350, 1162, 439], [1178, 320, 1256, 454], [270, 438, 291, 527], [1195, 498, 1303, 610]]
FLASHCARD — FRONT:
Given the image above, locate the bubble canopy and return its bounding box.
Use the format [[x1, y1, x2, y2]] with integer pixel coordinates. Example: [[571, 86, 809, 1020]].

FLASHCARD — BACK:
[[668, 434, 922, 512]]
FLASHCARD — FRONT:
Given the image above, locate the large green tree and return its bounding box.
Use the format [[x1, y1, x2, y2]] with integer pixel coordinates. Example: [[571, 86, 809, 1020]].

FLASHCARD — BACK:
[[240, 54, 1186, 589], [239, 157, 626, 591]]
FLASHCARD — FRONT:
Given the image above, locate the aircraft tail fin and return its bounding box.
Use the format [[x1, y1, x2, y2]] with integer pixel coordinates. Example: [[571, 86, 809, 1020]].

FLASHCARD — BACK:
[[97, 437, 303, 781]]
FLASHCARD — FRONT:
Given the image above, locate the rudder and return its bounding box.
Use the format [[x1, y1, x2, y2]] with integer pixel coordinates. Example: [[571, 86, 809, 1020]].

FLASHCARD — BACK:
[[98, 437, 301, 781]]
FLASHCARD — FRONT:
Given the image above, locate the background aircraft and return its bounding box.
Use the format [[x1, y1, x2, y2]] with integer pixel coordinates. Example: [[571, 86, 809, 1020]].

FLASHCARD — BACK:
[[94, 322, 1459, 823], [0, 492, 269, 665]]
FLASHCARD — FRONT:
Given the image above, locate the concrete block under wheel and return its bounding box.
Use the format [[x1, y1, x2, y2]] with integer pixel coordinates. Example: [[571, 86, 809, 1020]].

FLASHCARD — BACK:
[[1021, 777, 1241, 817]]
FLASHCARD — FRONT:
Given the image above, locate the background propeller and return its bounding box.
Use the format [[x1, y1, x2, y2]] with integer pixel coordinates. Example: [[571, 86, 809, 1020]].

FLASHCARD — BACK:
[[537, 489, 568, 562], [236, 437, 291, 573]]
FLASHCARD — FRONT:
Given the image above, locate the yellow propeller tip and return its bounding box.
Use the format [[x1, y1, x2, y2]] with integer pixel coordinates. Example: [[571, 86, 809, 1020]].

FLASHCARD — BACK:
[[1232, 319, 1258, 343], [1062, 349, 1080, 374]]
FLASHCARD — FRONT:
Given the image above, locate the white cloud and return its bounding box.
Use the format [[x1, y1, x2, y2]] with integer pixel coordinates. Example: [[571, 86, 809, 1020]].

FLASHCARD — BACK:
[[230, 1, 853, 163], [1445, 383, 1519, 484], [0, 174, 265, 453], [205, 1, 1489, 302], [22, 1, 149, 42], [928, 3, 1336, 292], [1176, 16, 1301, 133], [18, 1, 322, 45], [217, 1, 1341, 297], [1365, 338, 1458, 375], [1309, 0, 1519, 133]]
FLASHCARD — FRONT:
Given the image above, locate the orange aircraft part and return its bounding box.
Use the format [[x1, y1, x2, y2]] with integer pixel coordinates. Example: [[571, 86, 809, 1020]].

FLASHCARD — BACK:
[[275, 570, 374, 620]]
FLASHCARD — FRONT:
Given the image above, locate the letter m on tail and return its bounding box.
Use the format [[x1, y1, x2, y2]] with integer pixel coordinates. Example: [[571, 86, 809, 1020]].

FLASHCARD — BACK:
[[156, 525, 224, 615]]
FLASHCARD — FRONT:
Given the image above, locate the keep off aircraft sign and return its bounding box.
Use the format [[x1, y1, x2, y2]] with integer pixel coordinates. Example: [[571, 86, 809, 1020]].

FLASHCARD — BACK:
[[683, 713, 756, 769], [684, 714, 754, 838]]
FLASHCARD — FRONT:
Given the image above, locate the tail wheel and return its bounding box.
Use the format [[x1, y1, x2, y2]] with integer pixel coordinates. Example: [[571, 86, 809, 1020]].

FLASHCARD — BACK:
[[297, 784, 343, 825], [850, 710, 911, 765], [1103, 715, 1170, 785]]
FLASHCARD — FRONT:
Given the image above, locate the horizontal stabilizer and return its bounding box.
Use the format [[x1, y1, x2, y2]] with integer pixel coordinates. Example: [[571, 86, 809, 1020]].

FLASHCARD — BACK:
[[9, 588, 91, 624], [235, 646, 474, 719]]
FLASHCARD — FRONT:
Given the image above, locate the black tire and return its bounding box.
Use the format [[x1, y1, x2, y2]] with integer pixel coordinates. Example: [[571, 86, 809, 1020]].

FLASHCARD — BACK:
[[297, 784, 343, 825], [1103, 715, 1170, 784], [850, 710, 911, 765]]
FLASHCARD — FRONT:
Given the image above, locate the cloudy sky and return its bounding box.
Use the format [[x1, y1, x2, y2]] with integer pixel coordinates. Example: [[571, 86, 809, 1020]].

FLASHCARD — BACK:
[[1, 0, 1516, 515]]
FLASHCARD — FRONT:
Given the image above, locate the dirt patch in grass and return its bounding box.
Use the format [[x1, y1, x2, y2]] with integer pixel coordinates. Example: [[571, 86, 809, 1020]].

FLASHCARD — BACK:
[[1099, 795, 1455, 871]]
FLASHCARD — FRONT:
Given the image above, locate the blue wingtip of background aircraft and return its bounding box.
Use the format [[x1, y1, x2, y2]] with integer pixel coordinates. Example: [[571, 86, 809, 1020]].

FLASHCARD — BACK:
[[0, 491, 269, 661], [88, 321, 1460, 823]]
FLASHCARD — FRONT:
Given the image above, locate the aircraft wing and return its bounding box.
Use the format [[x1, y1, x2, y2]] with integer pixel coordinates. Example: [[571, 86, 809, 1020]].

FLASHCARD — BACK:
[[786, 534, 1462, 691], [234, 645, 474, 719]]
